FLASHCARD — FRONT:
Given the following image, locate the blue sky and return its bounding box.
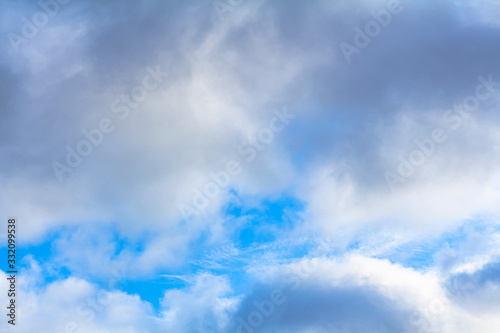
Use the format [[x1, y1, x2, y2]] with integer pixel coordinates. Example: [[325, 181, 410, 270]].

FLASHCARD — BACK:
[[2, 0, 500, 332]]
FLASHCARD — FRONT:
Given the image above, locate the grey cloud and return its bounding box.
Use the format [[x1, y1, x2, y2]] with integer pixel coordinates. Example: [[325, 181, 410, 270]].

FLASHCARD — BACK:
[[228, 282, 419, 333]]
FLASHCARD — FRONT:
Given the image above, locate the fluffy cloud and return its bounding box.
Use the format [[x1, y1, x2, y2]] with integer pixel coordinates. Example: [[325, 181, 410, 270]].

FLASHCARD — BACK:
[[0, 269, 157, 333], [228, 254, 500, 333], [5, 253, 500, 333]]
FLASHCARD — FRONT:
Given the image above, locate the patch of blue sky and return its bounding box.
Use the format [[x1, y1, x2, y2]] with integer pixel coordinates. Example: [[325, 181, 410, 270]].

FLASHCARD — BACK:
[[0, 194, 309, 310], [122, 276, 187, 311], [174, 192, 309, 294], [0, 225, 174, 310], [1, 226, 70, 282], [222, 190, 306, 248]]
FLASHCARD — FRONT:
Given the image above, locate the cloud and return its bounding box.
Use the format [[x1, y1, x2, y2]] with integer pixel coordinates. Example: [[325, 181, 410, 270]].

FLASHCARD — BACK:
[[4, 248, 500, 332], [1, 0, 499, 247], [0, 0, 305, 243], [160, 273, 239, 332], [228, 255, 500, 333], [0, 269, 157, 333]]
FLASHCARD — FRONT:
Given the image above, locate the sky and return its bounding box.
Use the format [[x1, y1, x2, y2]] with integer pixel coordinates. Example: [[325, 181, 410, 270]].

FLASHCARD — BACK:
[[1, 0, 500, 332]]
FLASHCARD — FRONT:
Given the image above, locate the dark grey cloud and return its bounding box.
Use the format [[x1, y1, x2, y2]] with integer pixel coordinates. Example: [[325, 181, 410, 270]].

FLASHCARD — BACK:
[[229, 283, 417, 333], [267, 0, 500, 186]]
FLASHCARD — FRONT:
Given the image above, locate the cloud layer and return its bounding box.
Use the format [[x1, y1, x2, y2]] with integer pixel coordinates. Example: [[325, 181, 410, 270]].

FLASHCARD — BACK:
[[1, 0, 500, 332]]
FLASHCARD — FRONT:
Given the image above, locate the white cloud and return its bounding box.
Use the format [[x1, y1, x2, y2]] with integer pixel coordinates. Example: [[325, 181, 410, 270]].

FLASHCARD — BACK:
[[229, 255, 500, 333]]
